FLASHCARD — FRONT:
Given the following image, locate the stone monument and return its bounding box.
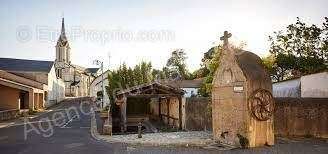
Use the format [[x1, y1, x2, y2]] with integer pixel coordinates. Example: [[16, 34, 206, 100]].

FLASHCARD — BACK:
[[212, 31, 274, 147]]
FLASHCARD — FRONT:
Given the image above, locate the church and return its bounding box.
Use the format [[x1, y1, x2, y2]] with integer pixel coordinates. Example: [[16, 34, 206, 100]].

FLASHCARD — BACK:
[[0, 18, 100, 120], [54, 18, 100, 97]]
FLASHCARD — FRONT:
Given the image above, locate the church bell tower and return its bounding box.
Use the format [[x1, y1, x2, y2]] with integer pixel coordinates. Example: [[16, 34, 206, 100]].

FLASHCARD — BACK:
[[56, 18, 71, 64], [55, 18, 71, 78]]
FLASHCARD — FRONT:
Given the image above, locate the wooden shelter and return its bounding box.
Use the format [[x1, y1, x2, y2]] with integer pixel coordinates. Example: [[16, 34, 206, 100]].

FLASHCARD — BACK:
[[212, 31, 274, 147], [114, 82, 184, 132]]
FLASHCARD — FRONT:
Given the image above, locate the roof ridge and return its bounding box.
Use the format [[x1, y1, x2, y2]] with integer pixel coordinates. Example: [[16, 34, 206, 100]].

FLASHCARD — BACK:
[[0, 57, 54, 62]]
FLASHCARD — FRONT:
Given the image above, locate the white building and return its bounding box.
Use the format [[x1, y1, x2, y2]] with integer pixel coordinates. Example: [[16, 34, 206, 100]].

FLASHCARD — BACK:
[[273, 72, 328, 98], [89, 70, 110, 107], [0, 58, 65, 107], [164, 79, 203, 97]]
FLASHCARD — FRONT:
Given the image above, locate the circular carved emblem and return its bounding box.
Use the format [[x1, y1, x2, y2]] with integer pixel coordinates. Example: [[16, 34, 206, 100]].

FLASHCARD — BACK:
[[248, 89, 274, 121]]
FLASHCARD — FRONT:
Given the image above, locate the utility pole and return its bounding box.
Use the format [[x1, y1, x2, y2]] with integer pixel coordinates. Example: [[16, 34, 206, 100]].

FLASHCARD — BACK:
[[101, 61, 104, 108], [107, 51, 111, 109], [94, 59, 104, 108]]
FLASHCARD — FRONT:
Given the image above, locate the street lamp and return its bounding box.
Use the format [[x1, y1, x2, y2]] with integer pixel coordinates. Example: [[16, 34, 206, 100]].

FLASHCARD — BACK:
[[93, 59, 104, 108]]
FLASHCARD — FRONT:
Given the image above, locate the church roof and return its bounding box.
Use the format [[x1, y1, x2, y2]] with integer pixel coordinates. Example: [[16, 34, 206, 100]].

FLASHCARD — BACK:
[[0, 58, 54, 73], [235, 50, 271, 83]]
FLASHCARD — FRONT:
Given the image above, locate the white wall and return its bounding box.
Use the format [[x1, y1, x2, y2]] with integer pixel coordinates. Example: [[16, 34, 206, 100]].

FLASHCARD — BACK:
[[182, 88, 198, 97], [273, 72, 328, 98], [301, 72, 328, 98], [46, 66, 65, 107], [273, 78, 301, 97], [90, 71, 110, 107]]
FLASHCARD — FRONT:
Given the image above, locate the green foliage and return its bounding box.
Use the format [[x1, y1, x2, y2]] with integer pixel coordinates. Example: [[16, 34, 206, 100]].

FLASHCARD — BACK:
[[152, 69, 166, 80], [107, 61, 155, 101], [237, 134, 249, 149], [197, 46, 222, 97], [165, 49, 192, 79], [28, 109, 37, 115], [196, 43, 246, 97], [266, 17, 328, 81]]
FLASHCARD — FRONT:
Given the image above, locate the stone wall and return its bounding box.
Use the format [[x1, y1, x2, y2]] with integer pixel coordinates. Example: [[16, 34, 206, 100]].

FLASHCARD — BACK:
[[184, 97, 212, 131], [274, 97, 328, 138], [0, 109, 20, 121]]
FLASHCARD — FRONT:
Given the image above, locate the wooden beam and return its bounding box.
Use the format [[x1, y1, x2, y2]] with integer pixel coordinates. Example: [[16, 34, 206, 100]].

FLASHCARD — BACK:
[[159, 99, 162, 121], [167, 98, 170, 125], [161, 114, 178, 120], [120, 96, 127, 133], [126, 94, 181, 98]]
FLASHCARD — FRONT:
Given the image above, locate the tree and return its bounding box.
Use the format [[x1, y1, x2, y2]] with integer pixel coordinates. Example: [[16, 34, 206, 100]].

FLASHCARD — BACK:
[[107, 61, 154, 101], [166, 49, 191, 79], [140, 61, 153, 83], [197, 43, 246, 97], [266, 17, 328, 81], [152, 69, 166, 81], [127, 67, 135, 87], [133, 64, 143, 85], [198, 46, 222, 97]]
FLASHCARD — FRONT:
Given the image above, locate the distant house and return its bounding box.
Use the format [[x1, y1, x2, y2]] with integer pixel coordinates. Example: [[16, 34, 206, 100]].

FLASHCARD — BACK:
[[163, 79, 203, 97], [273, 72, 328, 98], [89, 70, 109, 107], [0, 58, 65, 108]]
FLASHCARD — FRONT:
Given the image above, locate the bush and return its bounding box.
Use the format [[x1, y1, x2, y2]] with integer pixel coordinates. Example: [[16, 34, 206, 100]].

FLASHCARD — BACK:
[[237, 134, 249, 148], [28, 109, 37, 115]]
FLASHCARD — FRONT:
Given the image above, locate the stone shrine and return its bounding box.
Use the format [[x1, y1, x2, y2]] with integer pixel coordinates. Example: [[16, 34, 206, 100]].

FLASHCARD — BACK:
[[212, 31, 274, 147]]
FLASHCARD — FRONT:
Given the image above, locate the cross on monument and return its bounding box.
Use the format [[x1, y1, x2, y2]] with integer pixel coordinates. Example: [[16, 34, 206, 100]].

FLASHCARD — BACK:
[[220, 31, 232, 46]]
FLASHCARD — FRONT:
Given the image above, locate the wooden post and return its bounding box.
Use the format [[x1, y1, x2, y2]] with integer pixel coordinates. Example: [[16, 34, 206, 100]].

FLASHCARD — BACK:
[[178, 96, 182, 130], [28, 90, 34, 110], [166, 98, 170, 125], [120, 96, 127, 132], [158, 98, 162, 121]]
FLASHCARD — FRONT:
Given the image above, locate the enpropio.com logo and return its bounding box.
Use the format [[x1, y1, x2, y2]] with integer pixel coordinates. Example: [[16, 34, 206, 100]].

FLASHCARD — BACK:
[[16, 25, 32, 43]]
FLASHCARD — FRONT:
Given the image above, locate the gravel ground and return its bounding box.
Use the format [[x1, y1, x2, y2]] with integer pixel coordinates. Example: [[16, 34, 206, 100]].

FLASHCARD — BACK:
[[93, 107, 328, 153]]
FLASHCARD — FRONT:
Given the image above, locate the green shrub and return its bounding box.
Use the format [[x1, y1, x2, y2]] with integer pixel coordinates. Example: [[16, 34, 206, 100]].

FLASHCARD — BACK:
[[237, 133, 249, 149]]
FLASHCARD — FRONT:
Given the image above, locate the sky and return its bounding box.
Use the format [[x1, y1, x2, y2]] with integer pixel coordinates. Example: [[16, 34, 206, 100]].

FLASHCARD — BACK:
[[0, 0, 327, 71]]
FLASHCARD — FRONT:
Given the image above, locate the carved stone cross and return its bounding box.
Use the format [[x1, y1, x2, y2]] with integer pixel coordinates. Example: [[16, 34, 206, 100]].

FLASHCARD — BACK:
[[220, 31, 232, 46]]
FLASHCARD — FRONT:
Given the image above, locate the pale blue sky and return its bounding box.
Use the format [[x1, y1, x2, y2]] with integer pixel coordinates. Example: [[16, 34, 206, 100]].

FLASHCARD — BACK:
[[0, 0, 327, 71]]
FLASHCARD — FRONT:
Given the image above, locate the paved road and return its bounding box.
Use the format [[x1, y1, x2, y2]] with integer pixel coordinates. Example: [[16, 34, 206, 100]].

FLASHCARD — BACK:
[[0, 101, 127, 154], [0, 101, 327, 154]]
